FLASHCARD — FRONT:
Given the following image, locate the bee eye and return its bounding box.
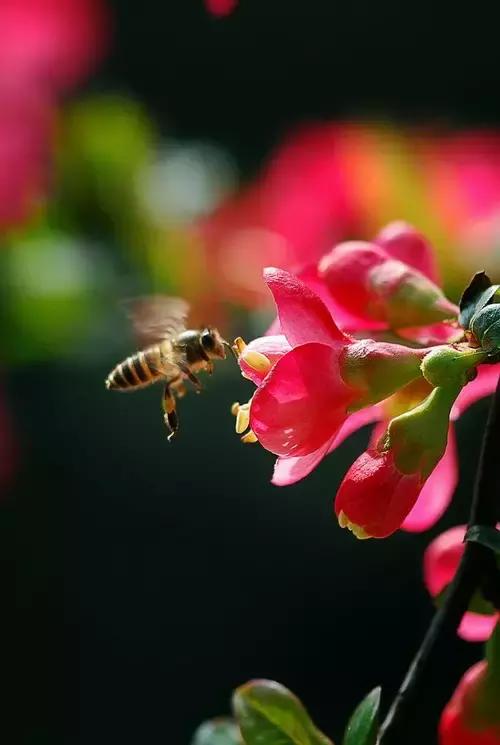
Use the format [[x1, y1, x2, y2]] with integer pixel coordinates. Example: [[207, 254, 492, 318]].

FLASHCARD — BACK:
[[201, 330, 215, 350]]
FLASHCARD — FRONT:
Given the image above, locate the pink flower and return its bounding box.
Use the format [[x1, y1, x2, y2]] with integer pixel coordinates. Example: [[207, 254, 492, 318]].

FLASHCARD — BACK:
[[424, 526, 500, 642], [0, 83, 54, 230], [233, 222, 500, 539], [196, 124, 364, 307], [439, 660, 500, 745], [234, 266, 435, 467], [0, 0, 110, 93], [205, 0, 238, 16]]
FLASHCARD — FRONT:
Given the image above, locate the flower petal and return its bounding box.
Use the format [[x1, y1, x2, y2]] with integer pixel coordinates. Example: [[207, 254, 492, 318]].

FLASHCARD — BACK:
[[423, 525, 466, 597], [452, 364, 500, 419], [272, 436, 335, 486], [264, 267, 348, 347], [457, 612, 499, 642], [239, 335, 291, 385], [397, 322, 463, 346], [272, 404, 383, 487], [329, 404, 383, 452], [375, 221, 440, 284], [299, 263, 386, 332], [250, 342, 353, 457], [402, 426, 458, 532]]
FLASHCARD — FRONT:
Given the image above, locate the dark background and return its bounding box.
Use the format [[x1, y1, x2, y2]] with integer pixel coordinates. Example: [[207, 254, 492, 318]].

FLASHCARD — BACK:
[[7, 2, 500, 743]]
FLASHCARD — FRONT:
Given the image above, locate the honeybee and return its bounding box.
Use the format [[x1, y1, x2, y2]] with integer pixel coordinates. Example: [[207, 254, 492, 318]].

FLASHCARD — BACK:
[[105, 296, 232, 440]]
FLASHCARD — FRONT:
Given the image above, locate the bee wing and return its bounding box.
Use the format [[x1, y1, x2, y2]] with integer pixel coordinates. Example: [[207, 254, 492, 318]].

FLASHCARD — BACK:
[[123, 295, 190, 346]]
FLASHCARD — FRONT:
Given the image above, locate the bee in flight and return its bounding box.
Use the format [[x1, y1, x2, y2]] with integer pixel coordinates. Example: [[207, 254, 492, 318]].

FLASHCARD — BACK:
[[105, 296, 232, 440]]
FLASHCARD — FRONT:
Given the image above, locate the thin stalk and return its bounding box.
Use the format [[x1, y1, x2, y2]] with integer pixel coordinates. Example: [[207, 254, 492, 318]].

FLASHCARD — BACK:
[[379, 372, 500, 744]]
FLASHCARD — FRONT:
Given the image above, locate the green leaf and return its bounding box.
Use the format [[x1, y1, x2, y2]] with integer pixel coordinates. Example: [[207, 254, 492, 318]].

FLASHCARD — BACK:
[[465, 525, 500, 555], [233, 679, 333, 745], [459, 271, 500, 330], [342, 688, 381, 745], [470, 304, 500, 353], [191, 718, 242, 745]]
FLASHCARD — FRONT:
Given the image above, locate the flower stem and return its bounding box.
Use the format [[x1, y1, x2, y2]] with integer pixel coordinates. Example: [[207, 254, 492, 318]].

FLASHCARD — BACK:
[[378, 371, 500, 745]]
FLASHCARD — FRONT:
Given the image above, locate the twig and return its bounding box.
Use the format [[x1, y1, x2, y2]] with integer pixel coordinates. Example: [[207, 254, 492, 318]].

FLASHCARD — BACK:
[[378, 371, 500, 744]]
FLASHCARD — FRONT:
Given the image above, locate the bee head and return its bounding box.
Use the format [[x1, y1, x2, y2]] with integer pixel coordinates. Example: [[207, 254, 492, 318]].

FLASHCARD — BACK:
[[200, 327, 228, 359]]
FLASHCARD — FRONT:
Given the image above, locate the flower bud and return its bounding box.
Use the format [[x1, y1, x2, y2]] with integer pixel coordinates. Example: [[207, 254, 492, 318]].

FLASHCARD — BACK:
[[318, 241, 458, 329], [335, 381, 464, 539]]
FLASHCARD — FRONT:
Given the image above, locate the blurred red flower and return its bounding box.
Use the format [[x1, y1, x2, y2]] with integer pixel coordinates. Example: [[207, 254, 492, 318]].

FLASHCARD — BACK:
[[205, 0, 238, 16], [440, 660, 500, 744], [0, 0, 110, 93]]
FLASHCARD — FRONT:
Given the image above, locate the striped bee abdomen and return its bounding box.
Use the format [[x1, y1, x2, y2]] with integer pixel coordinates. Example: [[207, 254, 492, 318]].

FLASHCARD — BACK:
[[106, 348, 162, 390]]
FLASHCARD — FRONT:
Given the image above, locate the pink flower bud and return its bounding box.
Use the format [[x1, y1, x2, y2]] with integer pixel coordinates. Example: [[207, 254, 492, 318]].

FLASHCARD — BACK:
[[205, 0, 238, 16], [439, 661, 500, 745], [318, 240, 458, 328], [335, 382, 463, 538], [335, 448, 423, 538]]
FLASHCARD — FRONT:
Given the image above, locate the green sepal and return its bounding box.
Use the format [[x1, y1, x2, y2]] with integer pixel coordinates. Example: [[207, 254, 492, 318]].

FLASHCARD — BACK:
[[232, 679, 333, 745], [191, 718, 242, 745], [465, 525, 500, 555], [342, 687, 381, 745], [486, 623, 500, 687], [459, 271, 500, 329]]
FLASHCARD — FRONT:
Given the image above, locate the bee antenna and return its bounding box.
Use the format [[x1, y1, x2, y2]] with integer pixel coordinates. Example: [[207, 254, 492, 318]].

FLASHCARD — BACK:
[[223, 340, 237, 359]]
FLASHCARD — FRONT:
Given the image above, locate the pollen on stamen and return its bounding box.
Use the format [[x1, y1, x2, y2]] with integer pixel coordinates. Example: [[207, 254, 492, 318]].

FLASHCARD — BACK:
[[241, 430, 258, 444], [232, 337, 247, 357], [241, 349, 272, 375], [338, 510, 371, 539], [235, 404, 250, 434]]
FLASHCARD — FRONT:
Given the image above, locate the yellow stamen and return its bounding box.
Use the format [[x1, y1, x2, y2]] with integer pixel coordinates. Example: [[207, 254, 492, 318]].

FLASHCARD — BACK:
[[337, 510, 371, 539], [241, 349, 272, 375], [231, 401, 240, 416], [241, 430, 258, 444], [338, 510, 349, 528], [232, 337, 247, 357], [236, 406, 250, 434]]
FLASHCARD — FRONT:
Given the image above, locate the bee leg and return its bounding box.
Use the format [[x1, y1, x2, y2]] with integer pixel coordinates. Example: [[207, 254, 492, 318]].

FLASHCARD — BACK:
[[171, 377, 187, 399], [179, 363, 202, 392], [162, 384, 178, 441], [206, 361, 214, 375]]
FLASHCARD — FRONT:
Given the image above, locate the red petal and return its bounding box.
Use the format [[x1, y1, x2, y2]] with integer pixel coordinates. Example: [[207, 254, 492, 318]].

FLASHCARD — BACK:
[[299, 263, 386, 332], [375, 221, 440, 284], [250, 343, 353, 457], [423, 525, 466, 597], [458, 612, 499, 642], [264, 267, 348, 347], [328, 405, 383, 452], [271, 436, 335, 486], [239, 335, 291, 385], [335, 448, 423, 538], [402, 426, 458, 532], [452, 364, 500, 419]]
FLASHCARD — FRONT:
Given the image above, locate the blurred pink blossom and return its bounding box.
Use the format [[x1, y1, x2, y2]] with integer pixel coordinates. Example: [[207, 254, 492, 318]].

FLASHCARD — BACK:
[[424, 526, 500, 641], [0, 0, 110, 93], [205, 0, 238, 16], [0, 84, 54, 230]]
